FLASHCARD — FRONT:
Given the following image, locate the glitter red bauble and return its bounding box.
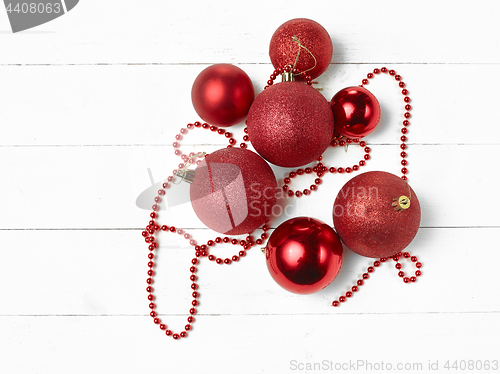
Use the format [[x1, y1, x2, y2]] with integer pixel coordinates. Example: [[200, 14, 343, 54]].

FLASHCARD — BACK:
[[191, 64, 255, 127], [332, 171, 421, 258], [330, 86, 381, 139], [269, 18, 333, 80], [190, 147, 277, 235], [247, 81, 334, 167], [265, 217, 343, 294]]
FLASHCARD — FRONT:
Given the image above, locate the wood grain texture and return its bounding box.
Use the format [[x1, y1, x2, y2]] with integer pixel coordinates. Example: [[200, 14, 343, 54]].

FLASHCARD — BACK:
[[0, 1, 499, 64], [0, 144, 497, 229], [1, 64, 499, 146], [1, 0, 499, 373]]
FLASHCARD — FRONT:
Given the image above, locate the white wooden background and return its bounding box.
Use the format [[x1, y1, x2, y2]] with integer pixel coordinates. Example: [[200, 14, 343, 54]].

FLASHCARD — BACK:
[[1, 1, 499, 373]]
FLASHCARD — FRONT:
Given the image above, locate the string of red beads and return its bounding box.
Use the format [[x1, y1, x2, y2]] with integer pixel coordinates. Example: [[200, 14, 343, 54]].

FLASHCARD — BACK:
[[144, 126, 270, 339], [280, 140, 371, 197], [144, 179, 267, 339], [170, 121, 270, 264], [144, 64, 417, 337], [173, 121, 239, 162], [360, 67, 411, 180], [170, 122, 267, 263], [143, 214, 198, 340], [331, 251, 422, 307], [196, 223, 270, 265]]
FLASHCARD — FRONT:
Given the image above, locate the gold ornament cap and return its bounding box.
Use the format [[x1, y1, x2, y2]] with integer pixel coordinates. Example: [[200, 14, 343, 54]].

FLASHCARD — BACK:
[[392, 195, 411, 212], [281, 70, 295, 82]]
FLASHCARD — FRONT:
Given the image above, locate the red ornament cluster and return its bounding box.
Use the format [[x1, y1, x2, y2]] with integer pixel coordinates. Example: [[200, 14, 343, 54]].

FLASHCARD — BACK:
[[143, 65, 421, 339], [141, 16, 423, 340]]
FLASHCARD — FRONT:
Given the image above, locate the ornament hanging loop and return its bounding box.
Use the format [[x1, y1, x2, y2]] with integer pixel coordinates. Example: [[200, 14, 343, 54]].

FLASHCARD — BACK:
[[291, 35, 317, 76]]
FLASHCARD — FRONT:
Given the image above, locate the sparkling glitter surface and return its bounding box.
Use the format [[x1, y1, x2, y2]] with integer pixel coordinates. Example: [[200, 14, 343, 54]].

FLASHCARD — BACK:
[[332, 171, 421, 258], [247, 81, 334, 168], [190, 147, 277, 235], [269, 18, 333, 80]]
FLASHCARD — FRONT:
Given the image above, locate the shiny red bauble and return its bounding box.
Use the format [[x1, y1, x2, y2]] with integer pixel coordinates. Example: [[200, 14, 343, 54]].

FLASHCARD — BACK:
[[191, 64, 255, 127], [190, 147, 277, 235], [265, 217, 343, 294], [269, 18, 333, 80], [332, 171, 420, 258], [247, 81, 334, 167], [330, 86, 381, 139]]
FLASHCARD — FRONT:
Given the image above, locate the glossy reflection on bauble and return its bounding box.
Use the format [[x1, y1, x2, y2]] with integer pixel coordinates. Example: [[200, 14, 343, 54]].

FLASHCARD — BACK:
[[265, 217, 343, 294]]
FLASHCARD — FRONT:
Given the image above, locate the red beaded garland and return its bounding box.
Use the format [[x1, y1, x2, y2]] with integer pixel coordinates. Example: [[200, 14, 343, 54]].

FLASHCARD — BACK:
[[331, 252, 422, 307], [278, 140, 371, 197], [360, 67, 412, 180], [143, 220, 198, 340], [143, 124, 274, 340], [240, 64, 412, 198], [171, 121, 237, 161], [142, 63, 421, 339]]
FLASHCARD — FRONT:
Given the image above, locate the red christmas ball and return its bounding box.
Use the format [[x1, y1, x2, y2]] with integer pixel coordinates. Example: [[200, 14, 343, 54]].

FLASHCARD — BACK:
[[191, 64, 255, 127], [190, 147, 277, 235], [247, 81, 334, 167], [269, 18, 333, 80], [265, 217, 343, 294], [331, 86, 381, 139], [332, 171, 421, 258]]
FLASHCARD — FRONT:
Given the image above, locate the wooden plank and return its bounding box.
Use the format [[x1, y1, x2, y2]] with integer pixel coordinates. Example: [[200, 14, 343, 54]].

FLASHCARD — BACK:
[[0, 312, 498, 373], [0, 227, 498, 316], [0, 144, 497, 229], [0, 1, 499, 64], [0, 64, 499, 146]]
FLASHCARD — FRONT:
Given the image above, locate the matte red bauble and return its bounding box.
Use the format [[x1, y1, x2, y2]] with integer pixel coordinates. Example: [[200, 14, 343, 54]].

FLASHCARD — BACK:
[[191, 64, 255, 127], [332, 171, 420, 258], [269, 18, 333, 80], [190, 147, 277, 235], [247, 81, 334, 167], [330, 86, 381, 139], [265, 217, 343, 294]]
